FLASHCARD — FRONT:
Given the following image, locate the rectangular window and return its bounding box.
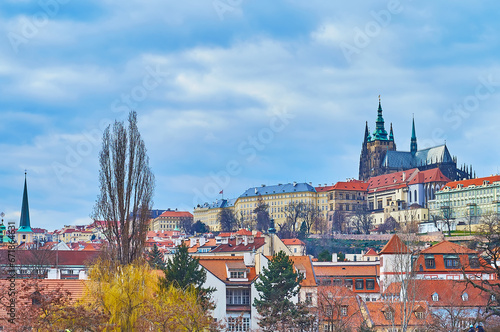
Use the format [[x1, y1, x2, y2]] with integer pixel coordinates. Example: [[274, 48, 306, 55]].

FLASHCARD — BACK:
[[226, 289, 250, 305], [341, 306, 348, 316], [366, 279, 375, 290], [306, 292, 313, 304], [445, 258, 460, 269], [469, 255, 480, 268], [227, 317, 250, 332], [355, 279, 364, 290], [230, 271, 245, 279], [333, 279, 342, 286], [344, 279, 353, 289], [425, 259, 435, 269], [321, 279, 332, 286]]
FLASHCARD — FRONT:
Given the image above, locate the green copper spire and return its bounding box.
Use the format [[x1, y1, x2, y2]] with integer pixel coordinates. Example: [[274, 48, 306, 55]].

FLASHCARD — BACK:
[[389, 123, 394, 141], [410, 116, 417, 155], [19, 173, 33, 233], [373, 96, 389, 140]]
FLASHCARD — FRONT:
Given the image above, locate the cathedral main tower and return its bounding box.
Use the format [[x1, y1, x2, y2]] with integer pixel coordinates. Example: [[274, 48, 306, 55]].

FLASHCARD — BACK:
[[358, 98, 396, 181]]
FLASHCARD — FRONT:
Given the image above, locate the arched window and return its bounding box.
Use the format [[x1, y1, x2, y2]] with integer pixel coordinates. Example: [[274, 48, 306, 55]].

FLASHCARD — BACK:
[[432, 293, 439, 302], [414, 190, 417, 203], [462, 293, 468, 301], [409, 191, 412, 202]]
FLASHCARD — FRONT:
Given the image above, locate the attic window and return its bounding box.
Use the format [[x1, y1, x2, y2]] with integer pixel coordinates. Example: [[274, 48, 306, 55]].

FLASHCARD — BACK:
[[462, 292, 468, 301], [432, 293, 439, 302], [340, 305, 348, 316]]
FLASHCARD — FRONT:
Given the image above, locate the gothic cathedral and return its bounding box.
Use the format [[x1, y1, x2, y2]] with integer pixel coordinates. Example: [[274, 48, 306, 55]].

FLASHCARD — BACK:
[[359, 99, 473, 182]]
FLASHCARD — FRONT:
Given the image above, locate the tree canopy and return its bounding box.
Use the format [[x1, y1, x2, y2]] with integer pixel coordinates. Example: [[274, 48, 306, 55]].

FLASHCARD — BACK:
[[91, 111, 155, 265], [254, 250, 313, 331]]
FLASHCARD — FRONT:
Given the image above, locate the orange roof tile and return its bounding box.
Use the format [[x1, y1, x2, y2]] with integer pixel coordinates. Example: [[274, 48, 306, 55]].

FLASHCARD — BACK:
[[420, 240, 477, 255], [158, 210, 193, 218], [289, 256, 317, 287], [198, 256, 257, 285], [443, 174, 500, 190], [379, 234, 410, 255], [364, 248, 378, 256], [365, 301, 431, 328], [314, 264, 379, 277], [407, 168, 450, 185], [331, 180, 369, 191], [368, 168, 418, 193], [282, 238, 306, 246]]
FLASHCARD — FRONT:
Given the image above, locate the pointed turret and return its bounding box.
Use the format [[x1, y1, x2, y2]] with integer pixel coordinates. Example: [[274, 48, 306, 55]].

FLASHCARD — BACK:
[[19, 173, 33, 233], [364, 121, 369, 143], [373, 97, 389, 140], [389, 123, 394, 141], [410, 116, 417, 155]]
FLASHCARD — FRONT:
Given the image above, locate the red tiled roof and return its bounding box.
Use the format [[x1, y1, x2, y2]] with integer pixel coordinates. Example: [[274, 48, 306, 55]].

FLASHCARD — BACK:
[[236, 229, 253, 236], [315, 186, 335, 192], [368, 169, 418, 192], [314, 264, 379, 277], [198, 256, 257, 285], [211, 237, 265, 253], [158, 211, 193, 218], [365, 301, 431, 327], [282, 238, 305, 246], [289, 256, 317, 287], [364, 248, 378, 256], [420, 240, 477, 255], [407, 168, 450, 185], [443, 174, 500, 190], [379, 234, 410, 255], [331, 180, 369, 191], [0, 250, 99, 267], [386, 279, 493, 308]]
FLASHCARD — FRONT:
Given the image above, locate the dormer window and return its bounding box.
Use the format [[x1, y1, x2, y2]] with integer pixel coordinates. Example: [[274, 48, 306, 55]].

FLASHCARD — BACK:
[[432, 293, 439, 302], [462, 292, 468, 301], [425, 254, 435, 269], [444, 255, 460, 269], [340, 305, 348, 317], [469, 254, 480, 269], [226, 261, 248, 280]]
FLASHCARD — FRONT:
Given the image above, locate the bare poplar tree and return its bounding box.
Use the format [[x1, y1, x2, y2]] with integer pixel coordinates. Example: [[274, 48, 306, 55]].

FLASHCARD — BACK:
[[92, 111, 155, 265]]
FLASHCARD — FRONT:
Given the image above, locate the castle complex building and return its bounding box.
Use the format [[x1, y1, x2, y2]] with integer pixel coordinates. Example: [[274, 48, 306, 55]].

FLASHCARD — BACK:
[[359, 99, 473, 182]]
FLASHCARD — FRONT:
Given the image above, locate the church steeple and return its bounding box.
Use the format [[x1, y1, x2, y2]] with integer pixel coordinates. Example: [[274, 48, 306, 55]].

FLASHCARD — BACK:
[[410, 116, 417, 155], [373, 96, 388, 140], [19, 173, 32, 233], [389, 123, 394, 141]]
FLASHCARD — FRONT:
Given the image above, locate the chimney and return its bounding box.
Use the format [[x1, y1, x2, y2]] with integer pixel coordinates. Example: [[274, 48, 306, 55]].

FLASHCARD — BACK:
[[402, 172, 406, 182]]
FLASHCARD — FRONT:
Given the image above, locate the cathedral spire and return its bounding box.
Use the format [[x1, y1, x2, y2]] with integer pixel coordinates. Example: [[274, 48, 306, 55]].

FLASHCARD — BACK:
[[410, 116, 417, 155], [374, 96, 388, 140], [19, 172, 33, 232], [389, 123, 394, 141]]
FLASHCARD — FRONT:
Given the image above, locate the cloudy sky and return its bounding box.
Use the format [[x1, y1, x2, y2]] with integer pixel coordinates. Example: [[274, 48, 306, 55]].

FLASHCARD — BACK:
[[1, 1, 500, 230]]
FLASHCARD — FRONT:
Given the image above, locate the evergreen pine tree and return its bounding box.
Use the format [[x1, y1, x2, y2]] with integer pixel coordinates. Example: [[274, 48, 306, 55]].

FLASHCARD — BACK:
[[159, 242, 214, 300], [147, 243, 165, 269], [254, 250, 313, 331]]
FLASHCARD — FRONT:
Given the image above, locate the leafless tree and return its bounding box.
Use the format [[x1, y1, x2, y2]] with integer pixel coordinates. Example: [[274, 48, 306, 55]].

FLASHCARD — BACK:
[[284, 201, 305, 233], [462, 213, 500, 318], [302, 202, 322, 235], [381, 233, 421, 332], [91, 111, 155, 265], [178, 216, 194, 234], [254, 195, 270, 232], [316, 286, 367, 332], [352, 206, 373, 234], [218, 209, 237, 232]]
